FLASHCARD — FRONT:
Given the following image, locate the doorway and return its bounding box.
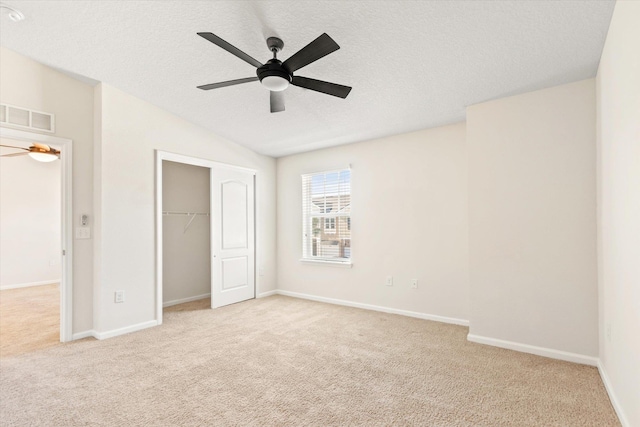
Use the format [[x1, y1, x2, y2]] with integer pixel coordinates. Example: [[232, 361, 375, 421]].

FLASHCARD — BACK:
[[0, 127, 73, 354], [155, 151, 256, 324]]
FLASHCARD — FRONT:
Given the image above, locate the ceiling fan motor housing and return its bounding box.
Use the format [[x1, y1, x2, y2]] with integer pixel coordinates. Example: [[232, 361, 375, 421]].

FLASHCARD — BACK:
[[257, 59, 292, 84]]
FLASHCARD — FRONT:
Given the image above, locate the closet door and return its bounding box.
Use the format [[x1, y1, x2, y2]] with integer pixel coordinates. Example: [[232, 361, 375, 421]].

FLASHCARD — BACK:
[[211, 167, 255, 308]]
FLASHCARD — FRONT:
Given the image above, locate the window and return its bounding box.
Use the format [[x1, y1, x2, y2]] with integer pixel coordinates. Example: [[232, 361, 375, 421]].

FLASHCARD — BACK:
[[324, 218, 336, 233], [302, 169, 351, 263]]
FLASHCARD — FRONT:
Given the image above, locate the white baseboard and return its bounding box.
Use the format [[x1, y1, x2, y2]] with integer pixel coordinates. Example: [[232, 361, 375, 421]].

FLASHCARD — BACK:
[[163, 293, 211, 308], [598, 361, 630, 427], [276, 290, 469, 326], [94, 320, 158, 340], [467, 333, 598, 366], [72, 330, 97, 340], [0, 279, 60, 291], [257, 290, 277, 298]]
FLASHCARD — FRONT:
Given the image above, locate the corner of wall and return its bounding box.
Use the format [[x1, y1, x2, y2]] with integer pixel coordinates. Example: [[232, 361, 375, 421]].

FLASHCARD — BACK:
[[92, 83, 103, 333], [594, 1, 640, 426]]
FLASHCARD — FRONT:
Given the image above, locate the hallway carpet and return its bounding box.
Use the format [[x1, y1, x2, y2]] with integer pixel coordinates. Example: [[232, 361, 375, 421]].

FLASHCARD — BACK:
[[0, 283, 60, 358], [0, 295, 619, 426]]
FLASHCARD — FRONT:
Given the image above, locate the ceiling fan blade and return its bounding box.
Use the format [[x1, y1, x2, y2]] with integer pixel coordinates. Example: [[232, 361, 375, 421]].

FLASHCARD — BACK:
[[197, 77, 259, 91], [291, 76, 352, 99], [0, 144, 29, 151], [197, 32, 263, 68], [270, 91, 285, 113], [282, 33, 340, 73], [1, 152, 29, 157]]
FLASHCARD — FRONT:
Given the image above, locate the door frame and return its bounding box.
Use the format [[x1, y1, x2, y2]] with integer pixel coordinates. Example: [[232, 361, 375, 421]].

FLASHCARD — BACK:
[[154, 150, 256, 325], [0, 126, 74, 342]]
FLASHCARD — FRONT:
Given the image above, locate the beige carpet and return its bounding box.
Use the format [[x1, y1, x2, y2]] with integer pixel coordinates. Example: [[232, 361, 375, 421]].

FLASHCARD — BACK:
[[0, 295, 619, 426], [0, 283, 60, 358]]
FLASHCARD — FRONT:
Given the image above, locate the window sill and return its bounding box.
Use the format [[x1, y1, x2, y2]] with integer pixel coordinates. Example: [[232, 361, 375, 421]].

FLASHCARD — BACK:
[[299, 259, 353, 268]]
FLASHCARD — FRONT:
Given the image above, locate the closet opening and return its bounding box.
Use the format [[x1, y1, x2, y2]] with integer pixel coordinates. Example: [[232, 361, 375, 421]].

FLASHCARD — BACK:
[[161, 160, 211, 310], [155, 151, 256, 324]]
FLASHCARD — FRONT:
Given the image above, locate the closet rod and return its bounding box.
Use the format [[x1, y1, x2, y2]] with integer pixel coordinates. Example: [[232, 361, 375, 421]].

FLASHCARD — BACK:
[[162, 211, 210, 233], [162, 211, 210, 216]]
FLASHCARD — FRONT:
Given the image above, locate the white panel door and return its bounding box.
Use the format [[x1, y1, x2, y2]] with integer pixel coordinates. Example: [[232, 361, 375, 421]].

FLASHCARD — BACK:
[[211, 167, 255, 308]]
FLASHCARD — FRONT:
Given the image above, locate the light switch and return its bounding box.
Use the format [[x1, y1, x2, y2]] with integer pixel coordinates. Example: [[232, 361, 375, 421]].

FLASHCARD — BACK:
[[75, 227, 91, 239]]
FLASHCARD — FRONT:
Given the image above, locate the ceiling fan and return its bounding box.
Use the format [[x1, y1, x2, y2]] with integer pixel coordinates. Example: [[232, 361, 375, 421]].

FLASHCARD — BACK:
[[0, 143, 60, 162], [197, 32, 352, 113]]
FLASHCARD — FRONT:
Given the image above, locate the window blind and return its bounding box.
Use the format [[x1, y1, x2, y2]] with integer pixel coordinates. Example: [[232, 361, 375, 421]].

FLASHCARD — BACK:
[[302, 169, 351, 261]]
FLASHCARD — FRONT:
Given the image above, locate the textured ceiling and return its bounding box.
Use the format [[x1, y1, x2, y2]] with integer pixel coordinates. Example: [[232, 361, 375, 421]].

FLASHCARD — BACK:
[[0, 1, 615, 157]]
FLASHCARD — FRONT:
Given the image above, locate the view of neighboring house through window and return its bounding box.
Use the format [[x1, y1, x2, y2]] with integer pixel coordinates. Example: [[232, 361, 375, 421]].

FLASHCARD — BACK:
[[302, 169, 351, 262], [324, 217, 336, 233]]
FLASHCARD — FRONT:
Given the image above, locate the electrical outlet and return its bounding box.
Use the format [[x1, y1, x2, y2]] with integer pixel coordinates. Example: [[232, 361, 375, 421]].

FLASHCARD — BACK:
[[114, 291, 125, 303], [411, 279, 418, 289], [259, 266, 265, 277], [386, 276, 393, 286]]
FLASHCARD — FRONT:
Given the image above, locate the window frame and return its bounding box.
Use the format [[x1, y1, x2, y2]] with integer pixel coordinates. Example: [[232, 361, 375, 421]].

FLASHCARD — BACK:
[[301, 168, 352, 266]]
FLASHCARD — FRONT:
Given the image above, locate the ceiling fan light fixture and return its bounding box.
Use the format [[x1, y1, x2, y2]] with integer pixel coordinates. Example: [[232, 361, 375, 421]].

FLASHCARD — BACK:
[[28, 151, 58, 162], [257, 59, 292, 92], [261, 75, 289, 92]]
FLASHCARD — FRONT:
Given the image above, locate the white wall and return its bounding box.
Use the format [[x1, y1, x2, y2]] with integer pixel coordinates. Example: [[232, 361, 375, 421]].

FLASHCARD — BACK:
[[93, 83, 277, 334], [277, 123, 469, 322], [0, 139, 61, 288], [467, 79, 598, 359], [162, 161, 211, 305], [596, 1, 640, 425], [0, 47, 94, 332]]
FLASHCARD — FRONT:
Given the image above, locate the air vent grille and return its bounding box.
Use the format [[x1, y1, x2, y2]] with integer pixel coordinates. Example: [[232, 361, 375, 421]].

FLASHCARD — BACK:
[[0, 103, 55, 133]]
